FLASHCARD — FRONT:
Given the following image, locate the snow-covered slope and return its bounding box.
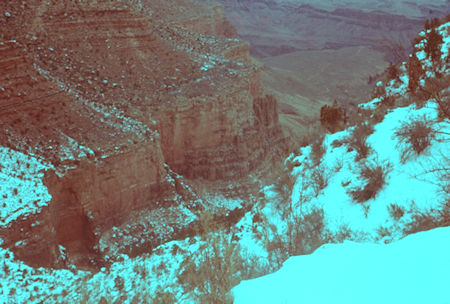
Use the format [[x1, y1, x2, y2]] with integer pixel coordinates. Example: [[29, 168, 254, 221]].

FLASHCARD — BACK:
[[0, 147, 52, 229], [233, 19, 450, 304], [233, 226, 450, 304], [286, 100, 449, 241], [284, 20, 450, 241]]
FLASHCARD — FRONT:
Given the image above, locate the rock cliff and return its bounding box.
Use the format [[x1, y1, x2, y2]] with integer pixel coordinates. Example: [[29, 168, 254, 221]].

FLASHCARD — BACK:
[[0, 0, 284, 267]]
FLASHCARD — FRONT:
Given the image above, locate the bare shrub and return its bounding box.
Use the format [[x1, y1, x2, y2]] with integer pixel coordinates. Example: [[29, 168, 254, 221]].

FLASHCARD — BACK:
[[311, 165, 329, 196], [329, 225, 353, 243], [376, 226, 391, 240], [403, 200, 450, 234], [263, 173, 327, 262], [394, 117, 436, 162], [345, 123, 374, 160], [178, 212, 242, 304], [310, 136, 326, 165], [387, 203, 405, 221], [274, 168, 297, 202], [410, 151, 450, 199], [350, 160, 392, 203], [415, 76, 450, 119], [285, 208, 326, 256]]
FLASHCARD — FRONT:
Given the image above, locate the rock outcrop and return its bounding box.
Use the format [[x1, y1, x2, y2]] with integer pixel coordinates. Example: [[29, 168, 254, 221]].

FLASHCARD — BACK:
[[0, 0, 284, 267]]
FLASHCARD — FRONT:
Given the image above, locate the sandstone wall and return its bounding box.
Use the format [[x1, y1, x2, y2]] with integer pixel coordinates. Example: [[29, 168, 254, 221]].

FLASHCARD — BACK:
[[0, 40, 170, 267], [0, 0, 285, 267]]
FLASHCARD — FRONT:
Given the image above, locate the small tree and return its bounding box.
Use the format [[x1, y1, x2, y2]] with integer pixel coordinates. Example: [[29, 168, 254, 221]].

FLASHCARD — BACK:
[[424, 28, 443, 63], [386, 62, 399, 81], [407, 53, 423, 93], [320, 100, 343, 132], [345, 123, 374, 160]]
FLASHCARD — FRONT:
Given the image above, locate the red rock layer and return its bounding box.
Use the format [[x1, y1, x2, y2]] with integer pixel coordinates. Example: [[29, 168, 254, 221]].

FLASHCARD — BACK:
[[0, 0, 285, 267]]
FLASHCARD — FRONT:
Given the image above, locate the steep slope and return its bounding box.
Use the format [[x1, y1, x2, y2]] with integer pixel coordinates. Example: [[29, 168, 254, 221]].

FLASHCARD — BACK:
[[0, 0, 285, 268], [233, 19, 450, 303], [0, 39, 170, 268]]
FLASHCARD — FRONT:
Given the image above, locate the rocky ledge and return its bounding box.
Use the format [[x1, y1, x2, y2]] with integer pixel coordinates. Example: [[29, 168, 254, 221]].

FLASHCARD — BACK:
[[0, 0, 285, 268]]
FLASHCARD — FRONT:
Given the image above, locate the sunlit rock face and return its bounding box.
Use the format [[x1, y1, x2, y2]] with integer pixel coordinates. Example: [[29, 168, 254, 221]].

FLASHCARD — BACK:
[[0, 0, 284, 267]]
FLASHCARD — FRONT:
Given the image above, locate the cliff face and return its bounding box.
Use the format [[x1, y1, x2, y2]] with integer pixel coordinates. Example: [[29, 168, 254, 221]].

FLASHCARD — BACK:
[[0, 0, 284, 267], [0, 40, 170, 268]]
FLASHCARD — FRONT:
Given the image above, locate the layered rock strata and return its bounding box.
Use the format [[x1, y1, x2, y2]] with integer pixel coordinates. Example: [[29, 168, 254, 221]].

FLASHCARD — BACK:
[[0, 0, 284, 267]]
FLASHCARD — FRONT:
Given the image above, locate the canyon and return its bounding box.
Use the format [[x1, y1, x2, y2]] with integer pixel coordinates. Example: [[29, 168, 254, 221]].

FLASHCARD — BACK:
[[210, 0, 448, 142], [0, 0, 285, 268], [215, 0, 448, 58]]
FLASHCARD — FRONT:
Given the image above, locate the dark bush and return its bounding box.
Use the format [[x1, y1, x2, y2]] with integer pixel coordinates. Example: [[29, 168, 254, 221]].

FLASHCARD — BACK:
[[386, 62, 399, 81], [405, 200, 450, 234], [381, 95, 396, 107], [394, 117, 435, 162], [424, 28, 444, 63], [424, 18, 441, 31], [407, 53, 423, 93], [320, 100, 344, 131], [346, 123, 374, 160], [311, 165, 329, 196], [387, 203, 405, 220], [350, 160, 391, 203], [286, 208, 325, 255]]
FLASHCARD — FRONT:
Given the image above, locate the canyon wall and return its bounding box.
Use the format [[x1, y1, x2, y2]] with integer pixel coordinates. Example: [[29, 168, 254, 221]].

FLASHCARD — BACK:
[[0, 0, 284, 267]]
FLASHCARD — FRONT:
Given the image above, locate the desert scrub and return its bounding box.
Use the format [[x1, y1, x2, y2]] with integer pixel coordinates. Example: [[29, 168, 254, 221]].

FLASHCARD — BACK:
[[345, 122, 374, 160], [407, 200, 450, 233], [264, 207, 326, 263], [310, 136, 326, 165], [424, 27, 444, 63], [311, 165, 329, 196], [286, 208, 325, 256], [387, 203, 405, 221], [178, 212, 243, 304], [394, 116, 435, 162], [415, 76, 450, 119], [349, 160, 392, 203], [274, 167, 297, 203], [407, 53, 423, 93], [386, 62, 399, 81]]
